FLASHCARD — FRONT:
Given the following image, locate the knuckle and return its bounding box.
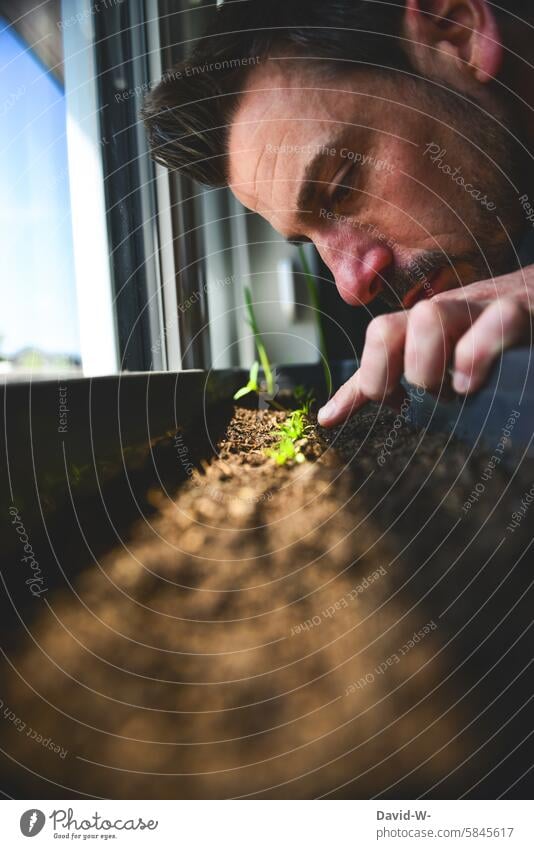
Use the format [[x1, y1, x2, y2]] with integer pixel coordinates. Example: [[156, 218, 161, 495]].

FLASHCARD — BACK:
[[365, 313, 401, 346], [431, 291, 453, 304], [495, 297, 524, 323], [409, 298, 444, 327]]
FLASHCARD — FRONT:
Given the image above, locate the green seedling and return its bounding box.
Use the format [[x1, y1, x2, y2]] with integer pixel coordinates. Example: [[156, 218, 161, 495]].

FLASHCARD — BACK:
[[279, 407, 311, 439], [266, 400, 314, 466], [244, 286, 275, 396], [233, 286, 316, 466], [233, 288, 276, 401], [268, 435, 304, 466], [297, 246, 332, 397], [233, 360, 260, 400]]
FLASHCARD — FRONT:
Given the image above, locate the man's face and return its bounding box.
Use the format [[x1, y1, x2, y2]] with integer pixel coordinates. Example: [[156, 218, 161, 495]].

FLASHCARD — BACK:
[[228, 61, 523, 309]]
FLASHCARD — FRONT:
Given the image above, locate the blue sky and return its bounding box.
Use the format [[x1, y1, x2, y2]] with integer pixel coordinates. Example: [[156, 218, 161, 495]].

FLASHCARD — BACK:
[[0, 16, 80, 357]]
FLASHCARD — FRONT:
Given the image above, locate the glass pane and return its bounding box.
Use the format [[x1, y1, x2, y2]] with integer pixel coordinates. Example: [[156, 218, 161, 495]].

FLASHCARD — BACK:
[[0, 15, 81, 376]]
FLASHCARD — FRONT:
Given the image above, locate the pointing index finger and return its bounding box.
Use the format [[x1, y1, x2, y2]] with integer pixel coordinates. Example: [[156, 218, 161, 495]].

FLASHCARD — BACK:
[[317, 370, 368, 427]]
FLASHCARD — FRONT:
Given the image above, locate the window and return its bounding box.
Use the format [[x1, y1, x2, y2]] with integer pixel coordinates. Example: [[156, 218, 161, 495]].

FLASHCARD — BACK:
[[0, 0, 333, 380], [0, 12, 81, 376]]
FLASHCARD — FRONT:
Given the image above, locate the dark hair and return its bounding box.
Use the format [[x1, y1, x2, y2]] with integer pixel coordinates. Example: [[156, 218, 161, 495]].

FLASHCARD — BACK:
[[141, 0, 527, 187], [142, 0, 407, 186]]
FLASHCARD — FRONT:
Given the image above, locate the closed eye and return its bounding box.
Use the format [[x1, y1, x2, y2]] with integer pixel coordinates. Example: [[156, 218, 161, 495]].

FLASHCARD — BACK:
[[331, 163, 358, 206]]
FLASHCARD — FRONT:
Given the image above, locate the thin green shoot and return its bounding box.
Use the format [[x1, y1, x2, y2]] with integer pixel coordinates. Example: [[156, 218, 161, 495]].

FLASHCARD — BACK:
[[244, 287, 274, 396], [297, 246, 332, 396]]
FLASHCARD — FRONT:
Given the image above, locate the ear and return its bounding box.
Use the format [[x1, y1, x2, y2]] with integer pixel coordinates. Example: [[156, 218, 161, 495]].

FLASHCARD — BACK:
[[404, 0, 503, 84]]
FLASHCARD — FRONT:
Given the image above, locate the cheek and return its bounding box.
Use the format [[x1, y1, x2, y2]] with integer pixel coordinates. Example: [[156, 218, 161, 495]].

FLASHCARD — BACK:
[[377, 156, 478, 243], [409, 149, 484, 225], [364, 142, 444, 223], [364, 170, 439, 246]]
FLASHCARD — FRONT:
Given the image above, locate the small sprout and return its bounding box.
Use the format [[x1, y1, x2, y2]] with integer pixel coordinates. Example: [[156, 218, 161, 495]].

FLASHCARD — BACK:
[[267, 436, 297, 465], [233, 361, 260, 400], [266, 397, 314, 466]]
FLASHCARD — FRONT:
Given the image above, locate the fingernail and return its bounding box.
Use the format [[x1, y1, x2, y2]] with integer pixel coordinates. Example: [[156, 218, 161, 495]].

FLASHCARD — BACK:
[[452, 372, 470, 394], [318, 399, 338, 425]]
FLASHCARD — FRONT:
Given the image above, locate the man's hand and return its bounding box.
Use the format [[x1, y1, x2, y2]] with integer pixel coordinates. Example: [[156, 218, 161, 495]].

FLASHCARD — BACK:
[[317, 266, 534, 428]]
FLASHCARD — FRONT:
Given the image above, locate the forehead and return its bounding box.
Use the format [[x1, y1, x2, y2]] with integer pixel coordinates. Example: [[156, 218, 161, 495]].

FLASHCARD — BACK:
[[227, 62, 372, 219]]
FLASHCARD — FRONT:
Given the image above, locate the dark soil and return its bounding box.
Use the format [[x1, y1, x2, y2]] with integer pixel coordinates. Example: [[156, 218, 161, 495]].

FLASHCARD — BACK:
[[1, 405, 533, 799]]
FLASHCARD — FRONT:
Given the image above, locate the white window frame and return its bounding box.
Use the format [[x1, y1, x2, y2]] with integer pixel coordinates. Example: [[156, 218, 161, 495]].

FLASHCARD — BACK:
[[62, 0, 119, 376]]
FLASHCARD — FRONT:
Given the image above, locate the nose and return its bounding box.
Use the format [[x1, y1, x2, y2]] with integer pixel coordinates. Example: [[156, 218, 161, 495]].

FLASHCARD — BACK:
[[317, 242, 394, 306]]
